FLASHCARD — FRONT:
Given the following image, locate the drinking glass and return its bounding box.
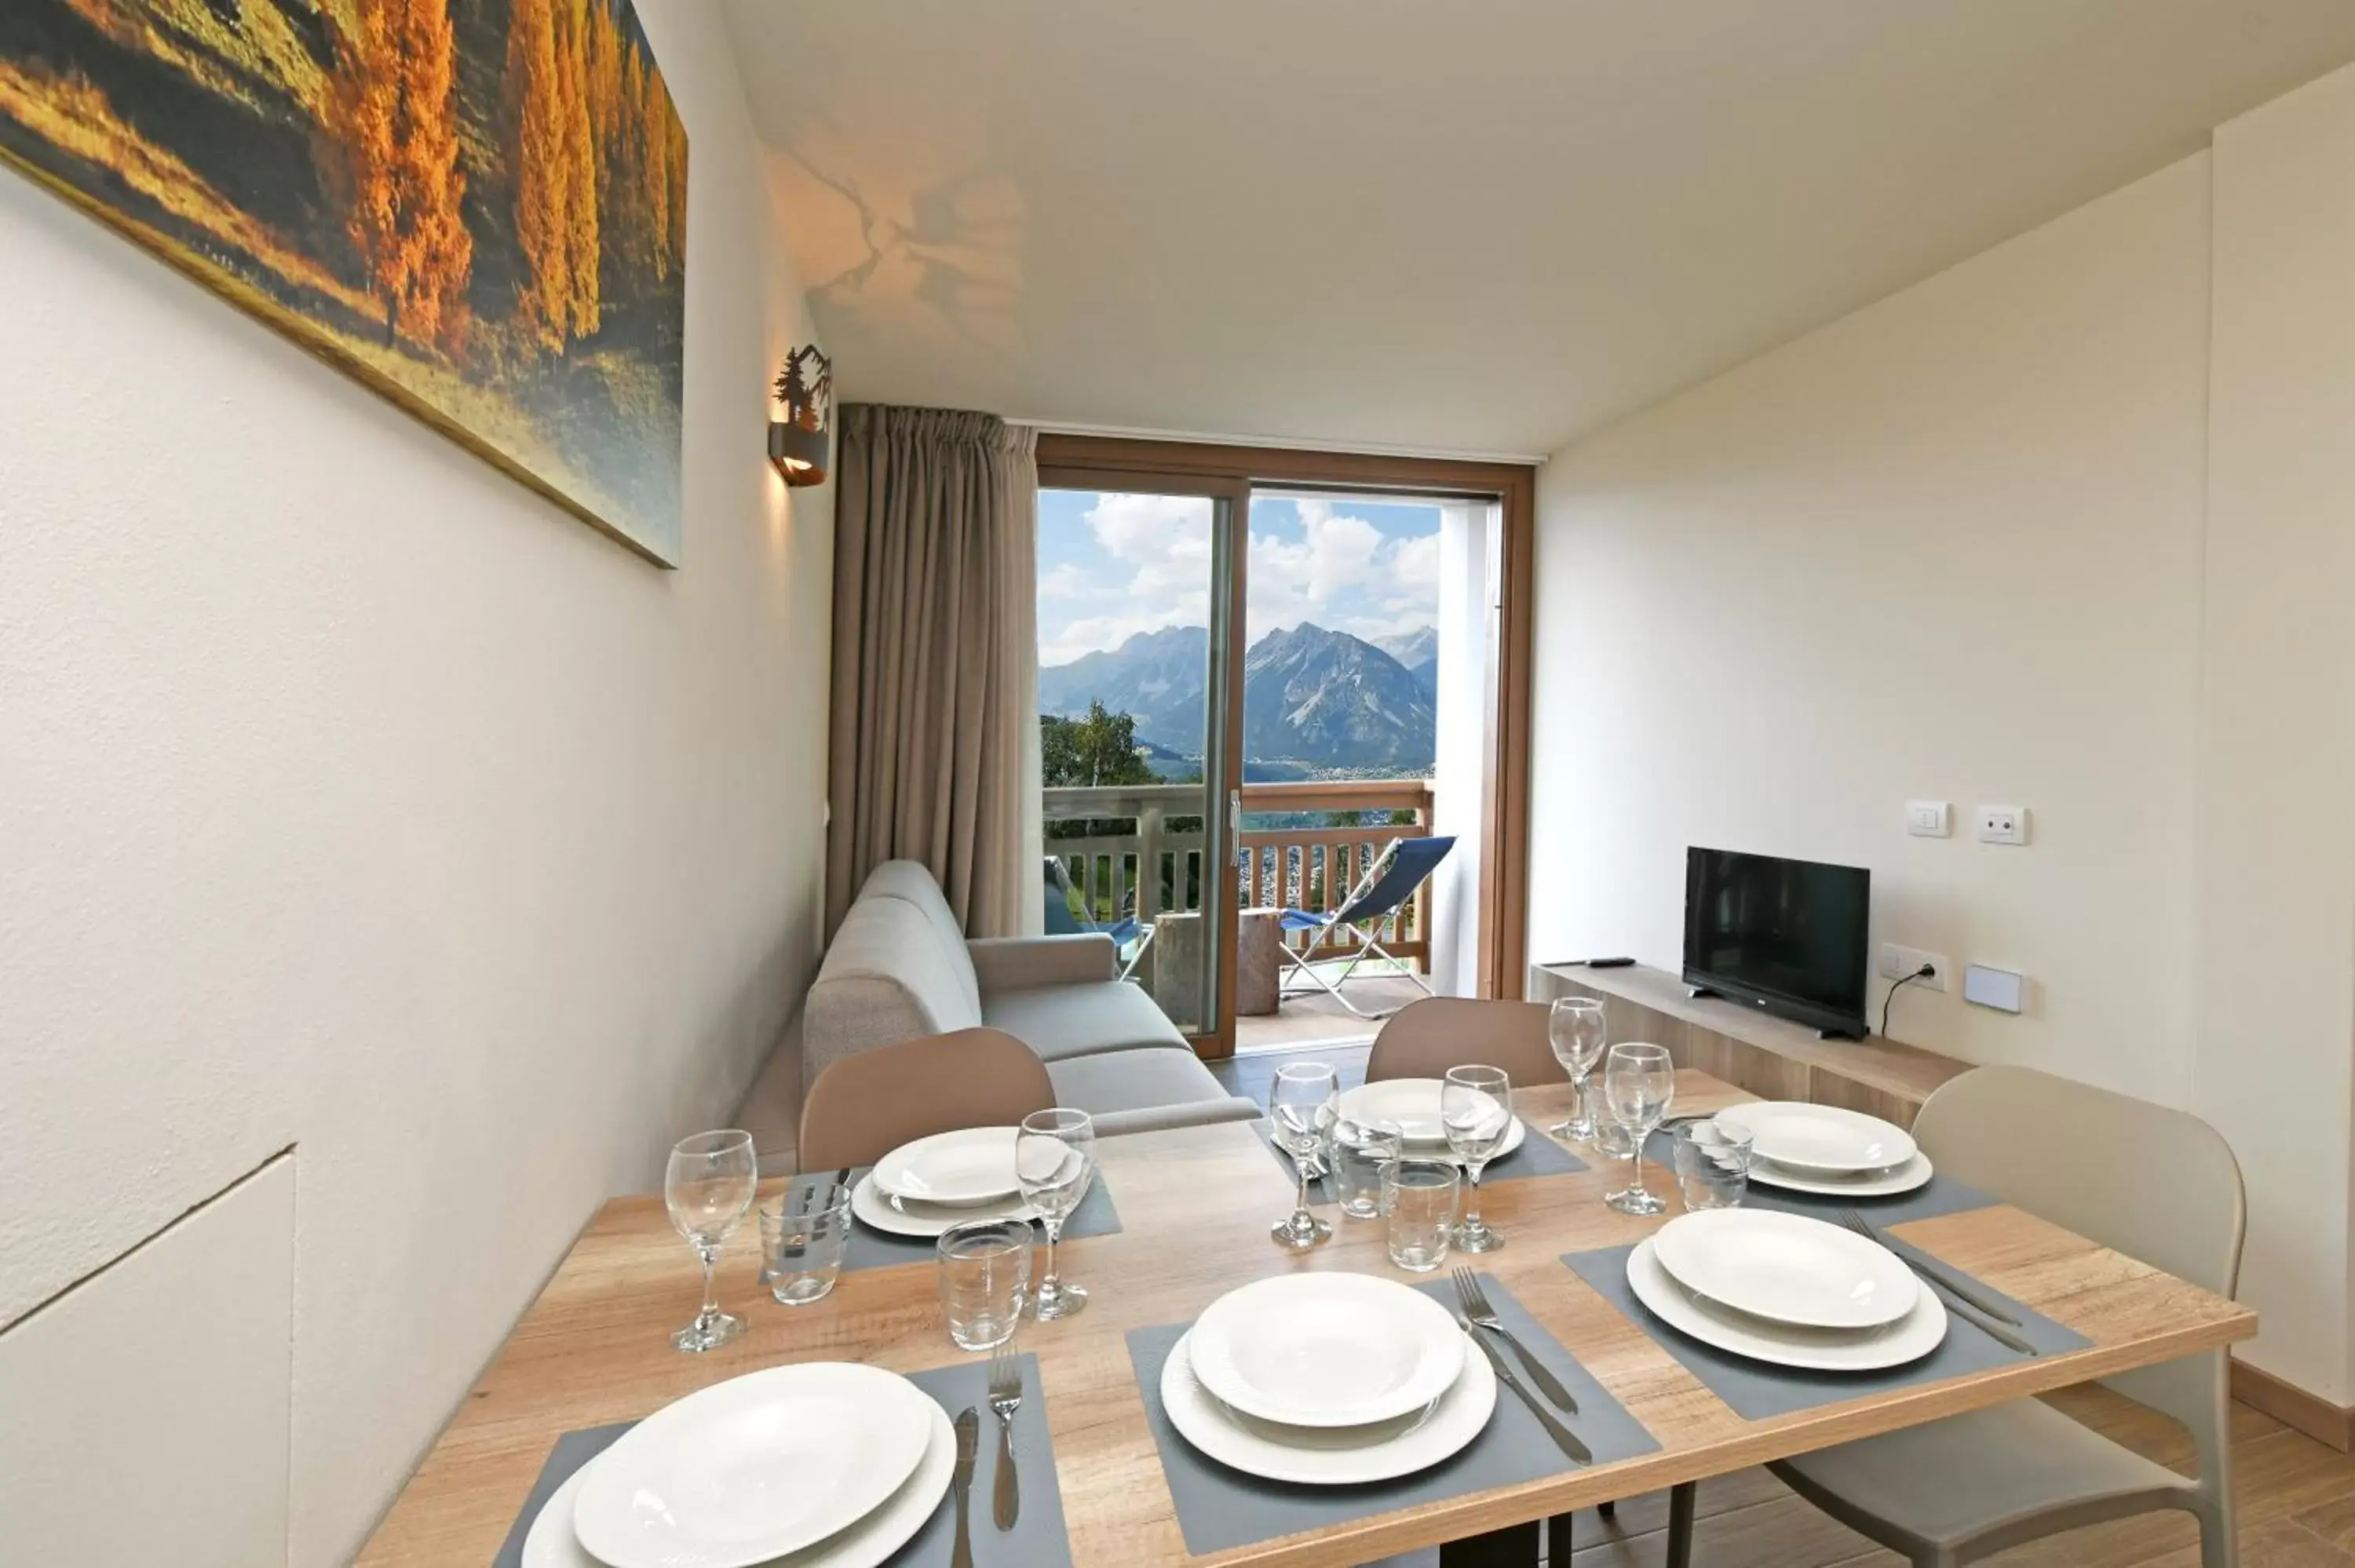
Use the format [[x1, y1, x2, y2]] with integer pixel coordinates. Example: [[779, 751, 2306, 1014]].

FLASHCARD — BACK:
[[1268, 1062, 1338, 1249], [1601, 1043, 1676, 1216], [1383, 1158, 1462, 1272], [756, 1181, 853, 1305], [1442, 1064, 1513, 1253], [1673, 1119, 1754, 1211], [664, 1129, 758, 1351], [937, 1218, 1031, 1351], [1017, 1107, 1096, 1320], [1546, 997, 1608, 1141], [1328, 1116, 1404, 1220]]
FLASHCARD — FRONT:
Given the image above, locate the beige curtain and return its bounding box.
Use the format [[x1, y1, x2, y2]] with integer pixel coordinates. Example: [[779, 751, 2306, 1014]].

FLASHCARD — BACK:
[[827, 406, 1038, 938]]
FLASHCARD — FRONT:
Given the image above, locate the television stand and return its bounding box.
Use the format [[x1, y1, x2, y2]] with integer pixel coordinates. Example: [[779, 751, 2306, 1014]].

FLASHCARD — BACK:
[[1530, 961, 1967, 1129], [1686, 985, 1719, 1001]]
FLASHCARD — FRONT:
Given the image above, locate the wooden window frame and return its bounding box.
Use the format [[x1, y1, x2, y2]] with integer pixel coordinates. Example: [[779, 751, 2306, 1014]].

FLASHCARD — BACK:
[[1035, 434, 1537, 1005]]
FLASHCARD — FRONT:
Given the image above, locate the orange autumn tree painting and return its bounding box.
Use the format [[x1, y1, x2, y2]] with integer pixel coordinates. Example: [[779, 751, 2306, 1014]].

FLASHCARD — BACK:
[[0, 0, 689, 563]]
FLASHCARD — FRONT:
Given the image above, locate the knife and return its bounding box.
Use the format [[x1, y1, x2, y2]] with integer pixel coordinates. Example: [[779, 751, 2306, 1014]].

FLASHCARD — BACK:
[[951, 1406, 980, 1568], [1463, 1326, 1590, 1464], [1846, 1209, 2023, 1326]]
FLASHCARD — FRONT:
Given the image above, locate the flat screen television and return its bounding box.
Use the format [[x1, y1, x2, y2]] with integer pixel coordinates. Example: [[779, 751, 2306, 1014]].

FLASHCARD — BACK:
[[1682, 847, 1871, 1038]]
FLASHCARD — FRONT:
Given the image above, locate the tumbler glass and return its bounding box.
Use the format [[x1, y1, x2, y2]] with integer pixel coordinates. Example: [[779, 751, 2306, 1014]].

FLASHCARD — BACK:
[[1672, 1120, 1755, 1212], [1383, 1158, 1462, 1273], [937, 1218, 1031, 1351], [758, 1182, 853, 1305], [1328, 1117, 1404, 1220]]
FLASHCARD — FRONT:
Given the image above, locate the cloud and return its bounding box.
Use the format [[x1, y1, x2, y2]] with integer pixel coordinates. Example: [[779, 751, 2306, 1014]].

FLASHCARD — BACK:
[[1038, 562, 1094, 600], [1244, 499, 1439, 644]]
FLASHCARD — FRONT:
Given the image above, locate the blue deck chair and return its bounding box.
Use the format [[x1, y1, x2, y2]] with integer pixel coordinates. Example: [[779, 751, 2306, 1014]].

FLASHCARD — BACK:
[[1278, 834, 1455, 1019], [1042, 856, 1153, 980]]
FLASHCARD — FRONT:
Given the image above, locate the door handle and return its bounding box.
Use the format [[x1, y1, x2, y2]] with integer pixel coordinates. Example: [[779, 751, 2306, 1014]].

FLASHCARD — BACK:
[[1230, 789, 1244, 865]]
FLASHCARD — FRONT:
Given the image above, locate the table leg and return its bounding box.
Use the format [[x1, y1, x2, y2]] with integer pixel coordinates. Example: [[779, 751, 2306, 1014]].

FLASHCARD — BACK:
[[1546, 1511, 1573, 1565], [1664, 1481, 1697, 1568], [1439, 1520, 1542, 1566]]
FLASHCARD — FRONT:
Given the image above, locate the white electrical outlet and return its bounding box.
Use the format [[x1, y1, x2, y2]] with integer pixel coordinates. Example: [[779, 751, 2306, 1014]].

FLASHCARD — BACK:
[[1905, 800, 1952, 837], [1877, 943, 1949, 991], [1977, 805, 2028, 845]]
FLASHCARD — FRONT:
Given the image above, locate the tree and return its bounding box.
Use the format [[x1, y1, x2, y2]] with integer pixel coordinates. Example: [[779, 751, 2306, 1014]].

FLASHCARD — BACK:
[[663, 89, 688, 273], [323, 0, 473, 352], [505, 0, 569, 353], [641, 57, 674, 285], [555, 0, 601, 341], [1040, 702, 1157, 791]]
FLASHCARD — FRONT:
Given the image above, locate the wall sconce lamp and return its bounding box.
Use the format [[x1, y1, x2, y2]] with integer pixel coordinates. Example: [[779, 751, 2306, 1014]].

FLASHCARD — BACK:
[[769, 345, 833, 487]]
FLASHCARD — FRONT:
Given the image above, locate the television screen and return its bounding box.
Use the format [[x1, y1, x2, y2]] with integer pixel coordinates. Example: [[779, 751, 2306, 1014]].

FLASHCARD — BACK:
[[1682, 848, 1871, 1037]]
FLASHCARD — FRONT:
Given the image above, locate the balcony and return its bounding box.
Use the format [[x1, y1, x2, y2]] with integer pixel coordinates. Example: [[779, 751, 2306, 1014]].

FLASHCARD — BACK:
[[1042, 777, 1437, 1049]]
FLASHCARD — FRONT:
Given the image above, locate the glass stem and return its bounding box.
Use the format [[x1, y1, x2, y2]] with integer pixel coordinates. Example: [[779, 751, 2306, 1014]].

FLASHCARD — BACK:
[[1040, 1220, 1060, 1291], [1294, 1155, 1313, 1223], [697, 1244, 718, 1322], [1465, 1165, 1483, 1226], [1631, 1145, 1646, 1194]]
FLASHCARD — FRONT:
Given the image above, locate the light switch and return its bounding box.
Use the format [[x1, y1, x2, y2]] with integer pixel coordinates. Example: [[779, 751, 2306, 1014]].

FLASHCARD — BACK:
[[1905, 800, 1951, 837], [1964, 964, 2025, 1013]]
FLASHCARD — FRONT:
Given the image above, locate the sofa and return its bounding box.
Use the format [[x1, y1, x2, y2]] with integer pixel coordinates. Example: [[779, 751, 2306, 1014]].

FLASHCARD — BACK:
[[801, 860, 1260, 1137]]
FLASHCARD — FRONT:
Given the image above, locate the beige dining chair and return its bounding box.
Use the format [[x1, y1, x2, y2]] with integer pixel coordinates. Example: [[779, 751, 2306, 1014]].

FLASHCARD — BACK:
[[1364, 997, 1566, 1087], [1725, 1065, 2247, 1568], [798, 1026, 1055, 1172]]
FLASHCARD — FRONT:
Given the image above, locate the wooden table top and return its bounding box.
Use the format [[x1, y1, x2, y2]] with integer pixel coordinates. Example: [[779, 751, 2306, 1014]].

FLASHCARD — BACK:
[[356, 1072, 2255, 1567]]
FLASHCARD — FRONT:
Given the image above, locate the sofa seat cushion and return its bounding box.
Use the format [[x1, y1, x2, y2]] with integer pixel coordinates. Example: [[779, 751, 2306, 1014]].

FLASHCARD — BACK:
[[1046, 1045, 1235, 1118], [982, 981, 1187, 1063], [858, 860, 982, 1017]]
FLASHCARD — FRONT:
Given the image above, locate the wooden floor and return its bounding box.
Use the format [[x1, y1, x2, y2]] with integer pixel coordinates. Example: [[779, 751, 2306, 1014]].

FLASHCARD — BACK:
[[1212, 1045, 2355, 1568], [1233, 975, 1429, 1052]]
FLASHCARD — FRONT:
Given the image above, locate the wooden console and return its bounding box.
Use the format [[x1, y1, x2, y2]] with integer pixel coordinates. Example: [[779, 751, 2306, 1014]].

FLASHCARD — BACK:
[[1528, 961, 1970, 1129]]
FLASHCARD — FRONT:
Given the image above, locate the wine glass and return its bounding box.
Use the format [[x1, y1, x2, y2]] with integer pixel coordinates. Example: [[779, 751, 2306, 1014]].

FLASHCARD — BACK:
[[1546, 997, 1608, 1141], [1268, 1062, 1338, 1249], [1442, 1064, 1513, 1252], [664, 1129, 758, 1352], [1016, 1107, 1096, 1320], [1601, 1043, 1676, 1216]]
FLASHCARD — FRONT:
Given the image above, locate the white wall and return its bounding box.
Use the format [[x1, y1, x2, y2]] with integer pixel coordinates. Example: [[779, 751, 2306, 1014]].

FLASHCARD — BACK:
[[1532, 64, 2355, 1407], [2198, 63, 2355, 1408], [0, 2, 835, 1560], [1530, 155, 2214, 1095]]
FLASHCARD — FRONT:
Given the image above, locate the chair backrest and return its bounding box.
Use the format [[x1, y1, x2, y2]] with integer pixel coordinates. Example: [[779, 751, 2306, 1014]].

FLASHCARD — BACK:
[[1365, 997, 1563, 1088], [1042, 858, 1084, 935], [1334, 835, 1456, 925], [798, 1027, 1055, 1172], [1911, 1065, 2244, 1299]]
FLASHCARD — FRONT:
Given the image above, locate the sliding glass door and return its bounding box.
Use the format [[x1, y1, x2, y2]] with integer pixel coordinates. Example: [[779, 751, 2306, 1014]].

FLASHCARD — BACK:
[[1034, 472, 1248, 1048]]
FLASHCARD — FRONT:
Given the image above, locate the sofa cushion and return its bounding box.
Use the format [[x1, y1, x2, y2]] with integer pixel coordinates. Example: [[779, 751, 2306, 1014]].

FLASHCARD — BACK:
[[804, 898, 984, 1091], [1046, 1045, 1241, 1120], [858, 860, 982, 1018], [983, 981, 1187, 1063]]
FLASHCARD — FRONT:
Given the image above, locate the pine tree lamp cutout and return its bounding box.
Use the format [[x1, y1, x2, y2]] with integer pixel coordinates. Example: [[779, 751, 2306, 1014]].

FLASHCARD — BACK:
[[769, 345, 833, 486]]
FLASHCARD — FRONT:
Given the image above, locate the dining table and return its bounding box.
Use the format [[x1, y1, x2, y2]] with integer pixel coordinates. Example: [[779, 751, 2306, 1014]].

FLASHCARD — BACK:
[[355, 1069, 2256, 1567]]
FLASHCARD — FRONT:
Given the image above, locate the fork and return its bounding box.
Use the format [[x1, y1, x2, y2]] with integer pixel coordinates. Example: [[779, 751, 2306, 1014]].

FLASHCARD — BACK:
[[988, 1346, 1022, 1530], [1835, 1210, 2039, 1355], [1452, 1268, 1579, 1413]]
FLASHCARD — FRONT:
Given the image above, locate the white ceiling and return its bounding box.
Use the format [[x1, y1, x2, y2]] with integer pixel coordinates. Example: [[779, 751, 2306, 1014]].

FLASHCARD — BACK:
[[719, 1, 2355, 459]]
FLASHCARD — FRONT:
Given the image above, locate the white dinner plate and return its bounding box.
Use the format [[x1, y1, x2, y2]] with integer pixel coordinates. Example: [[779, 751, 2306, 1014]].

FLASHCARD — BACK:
[[1185, 1273, 1466, 1428], [871, 1125, 1021, 1207], [1651, 1209, 1917, 1330], [1714, 1102, 1918, 1176], [1161, 1326, 1496, 1485], [527, 1400, 955, 1568], [1334, 1079, 1527, 1161], [1745, 1149, 1936, 1198], [1627, 1237, 1948, 1372], [850, 1172, 1039, 1238], [572, 1363, 938, 1568]]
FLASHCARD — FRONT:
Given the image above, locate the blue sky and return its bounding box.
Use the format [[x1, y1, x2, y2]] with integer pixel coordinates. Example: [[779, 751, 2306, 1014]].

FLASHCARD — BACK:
[[1038, 491, 1442, 665]]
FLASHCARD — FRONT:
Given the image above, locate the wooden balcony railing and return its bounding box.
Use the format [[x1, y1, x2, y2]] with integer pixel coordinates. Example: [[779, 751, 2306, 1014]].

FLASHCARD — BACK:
[[1042, 778, 1437, 968]]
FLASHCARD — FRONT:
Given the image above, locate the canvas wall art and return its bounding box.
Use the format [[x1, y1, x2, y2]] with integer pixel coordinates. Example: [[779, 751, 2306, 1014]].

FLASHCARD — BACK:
[[0, 0, 689, 564]]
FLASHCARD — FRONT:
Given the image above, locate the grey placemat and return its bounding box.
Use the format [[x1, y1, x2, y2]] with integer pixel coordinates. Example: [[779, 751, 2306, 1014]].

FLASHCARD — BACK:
[[1561, 1242, 2090, 1422], [1641, 1125, 1999, 1225], [1255, 1118, 1587, 1198], [783, 1167, 1123, 1274], [490, 1357, 1072, 1567], [1124, 1272, 1658, 1558]]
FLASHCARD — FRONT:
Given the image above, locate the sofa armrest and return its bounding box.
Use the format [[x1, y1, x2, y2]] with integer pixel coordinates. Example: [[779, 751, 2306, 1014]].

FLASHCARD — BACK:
[[1090, 1096, 1264, 1139], [967, 933, 1118, 994]]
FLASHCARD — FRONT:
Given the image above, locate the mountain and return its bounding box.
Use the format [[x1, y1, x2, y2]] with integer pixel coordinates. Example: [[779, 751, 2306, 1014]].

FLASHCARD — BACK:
[[1039, 622, 1435, 770], [1035, 625, 1209, 750], [1374, 626, 1440, 697]]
